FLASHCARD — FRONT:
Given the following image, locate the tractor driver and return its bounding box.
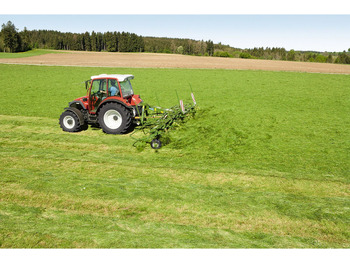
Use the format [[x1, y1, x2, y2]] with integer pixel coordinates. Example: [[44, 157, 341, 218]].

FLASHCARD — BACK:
[[100, 79, 119, 97], [108, 80, 119, 97]]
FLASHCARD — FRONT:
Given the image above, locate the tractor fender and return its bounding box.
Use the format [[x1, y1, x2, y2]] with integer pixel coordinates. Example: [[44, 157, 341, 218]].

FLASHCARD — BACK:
[[64, 107, 85, 126], [97, 99, 134, 113], [69, 100, 87, 110]]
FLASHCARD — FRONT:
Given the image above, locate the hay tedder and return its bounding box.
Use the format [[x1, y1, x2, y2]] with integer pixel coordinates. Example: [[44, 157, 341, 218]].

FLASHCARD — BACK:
[[59, 74, 197, 149]]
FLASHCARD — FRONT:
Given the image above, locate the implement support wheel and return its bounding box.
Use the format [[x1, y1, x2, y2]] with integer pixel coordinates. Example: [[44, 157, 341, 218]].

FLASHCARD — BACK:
[[151, 139, 162, 149]]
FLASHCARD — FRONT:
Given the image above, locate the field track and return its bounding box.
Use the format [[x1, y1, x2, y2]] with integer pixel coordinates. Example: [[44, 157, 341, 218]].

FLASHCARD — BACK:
[[1, 50, 350, 74]]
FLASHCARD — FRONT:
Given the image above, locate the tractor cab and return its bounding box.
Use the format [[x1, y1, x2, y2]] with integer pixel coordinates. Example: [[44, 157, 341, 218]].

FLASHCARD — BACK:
[[85, 74, 139, 113]]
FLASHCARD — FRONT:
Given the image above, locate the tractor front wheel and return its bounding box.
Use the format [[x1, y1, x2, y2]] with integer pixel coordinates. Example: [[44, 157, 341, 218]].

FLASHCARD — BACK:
[[59, 110, 82, 132], [98, 103, 132, 134]]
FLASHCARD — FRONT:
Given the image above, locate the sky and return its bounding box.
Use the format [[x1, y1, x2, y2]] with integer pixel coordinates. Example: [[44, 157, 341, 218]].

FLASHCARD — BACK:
[[1, 1, 350, 52]]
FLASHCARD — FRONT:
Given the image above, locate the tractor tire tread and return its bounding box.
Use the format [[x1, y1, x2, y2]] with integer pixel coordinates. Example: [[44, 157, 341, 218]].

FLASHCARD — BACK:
[[59, 110, 82, 132], [98, 103, 132, 134]]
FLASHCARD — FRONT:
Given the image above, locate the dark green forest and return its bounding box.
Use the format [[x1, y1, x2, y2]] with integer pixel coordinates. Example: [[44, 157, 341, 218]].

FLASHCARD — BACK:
[[1, 21, 350, 64]]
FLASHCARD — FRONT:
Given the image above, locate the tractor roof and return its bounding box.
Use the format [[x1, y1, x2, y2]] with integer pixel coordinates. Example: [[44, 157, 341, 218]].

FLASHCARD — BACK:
[[91, 74, 134, 82]]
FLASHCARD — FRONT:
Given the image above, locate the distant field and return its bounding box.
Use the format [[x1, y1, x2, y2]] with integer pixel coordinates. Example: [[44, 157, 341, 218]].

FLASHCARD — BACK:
[[0, 49, 60, 59], [0, 64, 349, 248], [1, 50, 350, 74]]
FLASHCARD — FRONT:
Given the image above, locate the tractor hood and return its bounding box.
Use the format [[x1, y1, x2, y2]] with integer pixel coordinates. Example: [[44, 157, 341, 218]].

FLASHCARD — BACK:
[[70, 95, 89, 109]]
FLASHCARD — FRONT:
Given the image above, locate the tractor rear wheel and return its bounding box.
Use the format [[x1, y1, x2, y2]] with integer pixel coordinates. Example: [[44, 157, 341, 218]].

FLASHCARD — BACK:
[[98, 103, 132, 134], [59, 110, 82, 132]]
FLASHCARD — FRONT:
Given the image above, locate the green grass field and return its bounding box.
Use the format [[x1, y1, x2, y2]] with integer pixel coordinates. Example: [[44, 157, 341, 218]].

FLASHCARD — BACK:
[[0, 49, 60, 59], [0, 64, 349, 248]]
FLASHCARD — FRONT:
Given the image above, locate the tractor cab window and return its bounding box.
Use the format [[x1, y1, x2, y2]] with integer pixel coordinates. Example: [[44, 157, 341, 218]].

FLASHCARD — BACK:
[[91, 79, 107, 98], [108, 79, 120, 97], [119, 80, 134, 98], [89, 79, 107, 112]]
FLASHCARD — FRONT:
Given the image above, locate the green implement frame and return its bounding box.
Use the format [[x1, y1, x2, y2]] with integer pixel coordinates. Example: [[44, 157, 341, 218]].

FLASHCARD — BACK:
[[131, 93, 197, 149]]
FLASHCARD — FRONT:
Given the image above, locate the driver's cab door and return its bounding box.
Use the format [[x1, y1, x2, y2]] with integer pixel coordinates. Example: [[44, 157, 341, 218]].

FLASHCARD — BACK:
[[89, 78, 107, 113]]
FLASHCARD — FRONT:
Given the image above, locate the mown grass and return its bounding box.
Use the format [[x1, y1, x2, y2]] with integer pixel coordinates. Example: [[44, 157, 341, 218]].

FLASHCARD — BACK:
[[0, 64, 349, 248], [0, 49, 60, 59]]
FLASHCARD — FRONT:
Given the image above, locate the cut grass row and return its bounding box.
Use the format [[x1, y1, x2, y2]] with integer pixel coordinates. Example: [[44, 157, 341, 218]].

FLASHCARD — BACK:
[[0, 64, 349, 248]]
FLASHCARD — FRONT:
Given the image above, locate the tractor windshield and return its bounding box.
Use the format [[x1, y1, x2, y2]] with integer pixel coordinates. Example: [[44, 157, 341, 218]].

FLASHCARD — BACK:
[[119, 79, 134, 98]]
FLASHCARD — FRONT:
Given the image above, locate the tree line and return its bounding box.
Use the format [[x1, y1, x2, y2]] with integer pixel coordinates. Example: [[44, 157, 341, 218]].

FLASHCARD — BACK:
[[143, 37, 215, 56], [235, 47, 348, 64], [0, 21, 144, 53], [1, 20, 350, 65], [143, 37, 350, 64]]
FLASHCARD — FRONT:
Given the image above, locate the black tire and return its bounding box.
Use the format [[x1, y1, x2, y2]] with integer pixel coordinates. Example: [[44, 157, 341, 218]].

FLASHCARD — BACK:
[[90, 123, 100, 129], [80, 122, 89, 131], [59, 110, 82, 132], [98, 103, 132, 134], [151, 139, 162, 149]]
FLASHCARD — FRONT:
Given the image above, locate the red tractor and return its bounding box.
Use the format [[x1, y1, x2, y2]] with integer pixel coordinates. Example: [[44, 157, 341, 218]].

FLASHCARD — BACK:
[[59, 74, 143, 134]]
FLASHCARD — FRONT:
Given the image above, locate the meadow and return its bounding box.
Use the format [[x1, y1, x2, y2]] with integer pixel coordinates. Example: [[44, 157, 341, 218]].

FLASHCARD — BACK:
[[0, 49, 59, 59], [0, 63, 349, 248]]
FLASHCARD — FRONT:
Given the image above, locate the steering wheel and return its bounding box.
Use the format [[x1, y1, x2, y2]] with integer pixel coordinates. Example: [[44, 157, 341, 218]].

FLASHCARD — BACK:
[[98, 90, 107, 96]]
